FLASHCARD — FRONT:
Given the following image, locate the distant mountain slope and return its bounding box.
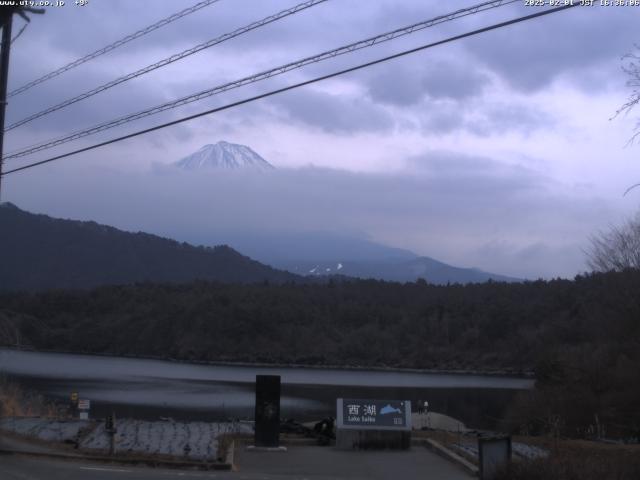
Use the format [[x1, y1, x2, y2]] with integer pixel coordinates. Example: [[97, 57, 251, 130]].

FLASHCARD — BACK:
[[400, 256, 519, 283], [278, 257, 520, 284], [213, 232, 520, 284], [216, 232, 417, 264], [174, 141, 274, 171], [0, 203, 298, 291]]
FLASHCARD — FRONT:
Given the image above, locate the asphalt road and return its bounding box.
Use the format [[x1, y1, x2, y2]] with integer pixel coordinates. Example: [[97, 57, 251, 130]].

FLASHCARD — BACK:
[[0, 447, 470, 480], [0, 455, 254, 480]]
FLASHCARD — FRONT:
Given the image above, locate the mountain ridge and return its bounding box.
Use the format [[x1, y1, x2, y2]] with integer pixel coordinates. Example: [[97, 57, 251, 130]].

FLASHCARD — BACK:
[[0, 203, 298, 291], [277, 257, 520, 284], [203, 230, 521, 283]]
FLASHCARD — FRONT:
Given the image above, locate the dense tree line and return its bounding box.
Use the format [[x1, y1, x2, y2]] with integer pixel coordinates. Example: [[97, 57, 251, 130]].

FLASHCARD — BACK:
[[1, 270, 639, 437], [0, 272, 638, 371]]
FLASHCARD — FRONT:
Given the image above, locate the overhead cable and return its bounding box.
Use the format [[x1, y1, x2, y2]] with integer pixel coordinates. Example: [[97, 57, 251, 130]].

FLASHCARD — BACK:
[[7, 0, 222, 98], [5, 0, 327, 132], [1, 3, 579, 177], [4, 0, 519, 158]]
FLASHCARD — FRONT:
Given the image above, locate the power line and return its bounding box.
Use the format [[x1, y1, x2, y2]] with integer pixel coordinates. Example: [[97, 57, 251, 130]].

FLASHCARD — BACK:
[[1, 3, 579, 178], [7, 0, 222, 98], [4, 0, 520, 160], [10, 21, 28, 44], [5, 0, 328, 132]]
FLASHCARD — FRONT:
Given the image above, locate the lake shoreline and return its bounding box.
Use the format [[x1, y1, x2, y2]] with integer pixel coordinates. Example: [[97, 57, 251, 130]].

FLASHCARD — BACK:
[[0, 345, 534, 379]]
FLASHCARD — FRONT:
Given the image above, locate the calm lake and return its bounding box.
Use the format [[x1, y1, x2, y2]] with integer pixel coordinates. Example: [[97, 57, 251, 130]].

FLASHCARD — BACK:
[[0, 349, 533, 429]]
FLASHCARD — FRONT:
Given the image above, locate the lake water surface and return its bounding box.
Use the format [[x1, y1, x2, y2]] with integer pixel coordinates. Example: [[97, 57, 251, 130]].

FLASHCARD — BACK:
[[0, 349, 533, 428]]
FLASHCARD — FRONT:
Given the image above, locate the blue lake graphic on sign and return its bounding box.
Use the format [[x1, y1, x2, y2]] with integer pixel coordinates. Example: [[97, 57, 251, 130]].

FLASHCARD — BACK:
[[380, 404, 402, 415]]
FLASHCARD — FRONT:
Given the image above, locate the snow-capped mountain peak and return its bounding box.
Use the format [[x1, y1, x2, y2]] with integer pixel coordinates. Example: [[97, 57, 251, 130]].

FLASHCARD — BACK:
[[174, 141, 274, 172]]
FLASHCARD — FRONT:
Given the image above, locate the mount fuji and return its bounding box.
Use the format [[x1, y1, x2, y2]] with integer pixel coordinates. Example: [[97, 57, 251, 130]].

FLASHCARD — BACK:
[[174, 141, 274, 171]]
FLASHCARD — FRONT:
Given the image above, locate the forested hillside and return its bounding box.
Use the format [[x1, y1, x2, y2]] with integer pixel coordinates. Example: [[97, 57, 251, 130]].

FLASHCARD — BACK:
[[0, 203, 299, 290]]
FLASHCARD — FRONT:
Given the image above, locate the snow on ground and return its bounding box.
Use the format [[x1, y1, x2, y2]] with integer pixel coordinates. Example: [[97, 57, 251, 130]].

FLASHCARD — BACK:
[[0, 417, 252, 460], [81, 419, 251, 459], [512, 442, 549, 459], [452, 442, 478, 458], [451, 440, 548, 460], [0, 417, 86, 442], [412, 412, 467, 432]]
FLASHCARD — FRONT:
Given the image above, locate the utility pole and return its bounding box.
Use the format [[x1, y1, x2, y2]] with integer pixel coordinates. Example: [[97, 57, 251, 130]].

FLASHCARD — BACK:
[[0, 6, 43, 200], [0, 9, 13, 201]]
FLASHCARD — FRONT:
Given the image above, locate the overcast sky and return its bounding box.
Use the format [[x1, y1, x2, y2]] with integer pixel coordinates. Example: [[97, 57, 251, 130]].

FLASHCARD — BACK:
[[2, 0, 640, 279]]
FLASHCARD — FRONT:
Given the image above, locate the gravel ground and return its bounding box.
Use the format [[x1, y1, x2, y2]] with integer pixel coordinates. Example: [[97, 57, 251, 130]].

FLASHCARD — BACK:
[[1, 417, 252, 460]]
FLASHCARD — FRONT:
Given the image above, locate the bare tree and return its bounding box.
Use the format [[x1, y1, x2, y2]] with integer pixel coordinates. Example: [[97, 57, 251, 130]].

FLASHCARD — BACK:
[[613, 45, 640, 145], [597, 46, 640, 267], [587, 212, 640, 272]]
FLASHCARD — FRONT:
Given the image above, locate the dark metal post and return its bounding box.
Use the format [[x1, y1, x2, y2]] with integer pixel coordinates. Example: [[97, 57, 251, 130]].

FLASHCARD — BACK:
[[109, 429, 116, 455], [106, 411, 117, 455], [0, 12, 13, 200], [254, 375, 281, 447]]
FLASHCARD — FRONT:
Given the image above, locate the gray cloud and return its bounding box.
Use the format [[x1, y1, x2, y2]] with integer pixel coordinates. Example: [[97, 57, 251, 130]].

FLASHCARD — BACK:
[[418, 100, 466, 134], [464, 4, 637, 91], [408, 151, 546, 190], [367, 60, 490, 106], [416, 98, 552, 136], [4, 152, 618, 279], [471, 241, 587, 281], [270, 89, 395, 134], [367, 66, 426, 106], [465, 102, 554, 136], [422, 60, 490, 100]]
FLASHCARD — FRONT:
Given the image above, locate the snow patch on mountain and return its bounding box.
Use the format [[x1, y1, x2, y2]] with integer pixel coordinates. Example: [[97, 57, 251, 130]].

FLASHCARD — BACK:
[[175, 141, 274, 172], [307, 263, 343, 276]]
